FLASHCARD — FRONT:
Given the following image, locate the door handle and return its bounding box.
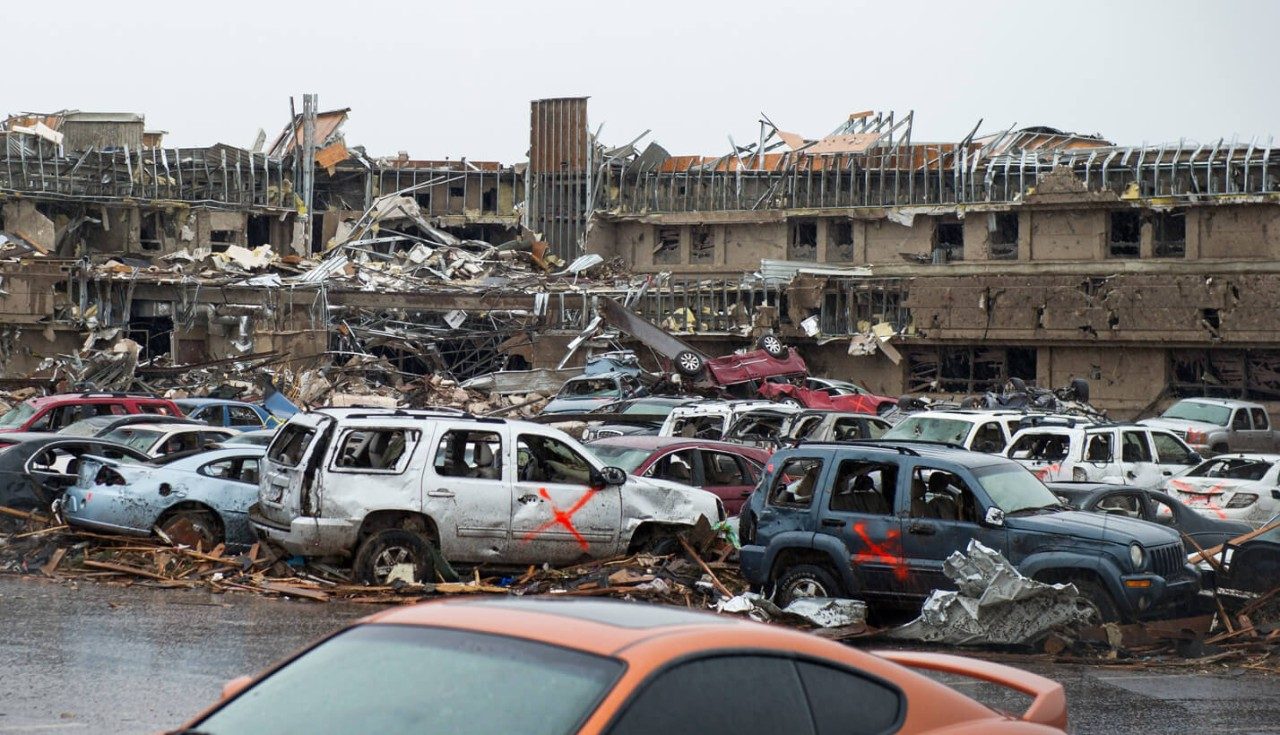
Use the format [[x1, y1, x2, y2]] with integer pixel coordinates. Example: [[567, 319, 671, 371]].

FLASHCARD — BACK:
[[426, 489, 456, 498], [820, 518, 844, 527], [1162, 470, 1173, 476], [1126, 471, 1137, 479], [908, 522, 936, 535], [517, 493, 539, 504], [738, 490, 753, 498]]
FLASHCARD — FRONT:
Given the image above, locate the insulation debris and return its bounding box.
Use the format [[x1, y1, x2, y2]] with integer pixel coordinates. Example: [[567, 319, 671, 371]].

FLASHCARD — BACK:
[[889, 540, 1095, 646]]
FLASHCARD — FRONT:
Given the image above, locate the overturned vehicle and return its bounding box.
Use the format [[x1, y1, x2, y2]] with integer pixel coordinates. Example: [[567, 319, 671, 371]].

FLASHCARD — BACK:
[[249, 408, 725, 583]]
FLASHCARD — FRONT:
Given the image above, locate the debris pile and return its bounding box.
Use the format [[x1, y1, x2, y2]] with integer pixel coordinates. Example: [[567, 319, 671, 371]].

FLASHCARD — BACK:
[[890, 540, 1095, 646]]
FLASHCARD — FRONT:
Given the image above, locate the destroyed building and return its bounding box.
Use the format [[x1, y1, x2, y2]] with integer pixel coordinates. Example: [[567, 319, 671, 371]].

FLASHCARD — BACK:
[[1, 96, 1278, 418], [579, 109, 1280, 417]]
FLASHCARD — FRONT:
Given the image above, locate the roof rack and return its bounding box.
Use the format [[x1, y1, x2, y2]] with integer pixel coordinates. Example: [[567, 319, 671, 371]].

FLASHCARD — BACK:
[[335, 408, 508, 425], [75, 392, 157, 399]]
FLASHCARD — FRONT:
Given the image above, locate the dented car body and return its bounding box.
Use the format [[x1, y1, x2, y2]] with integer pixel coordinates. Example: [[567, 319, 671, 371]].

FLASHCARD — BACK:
[[60, 446, 267, 548], [249, 409, 723, 581]]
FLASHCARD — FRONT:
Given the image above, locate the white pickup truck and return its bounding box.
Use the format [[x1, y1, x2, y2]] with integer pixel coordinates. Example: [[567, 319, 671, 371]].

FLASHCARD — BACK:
[[1140, 398, 1280, 456]]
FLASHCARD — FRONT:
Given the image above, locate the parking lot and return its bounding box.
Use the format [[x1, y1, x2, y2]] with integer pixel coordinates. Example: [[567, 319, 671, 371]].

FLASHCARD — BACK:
[[1, 575, 1276, 735]]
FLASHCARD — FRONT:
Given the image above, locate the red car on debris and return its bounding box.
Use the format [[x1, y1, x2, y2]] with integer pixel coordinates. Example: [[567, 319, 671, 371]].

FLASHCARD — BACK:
[[0, 393, 184, 434], [759, 378, 897, 416], [587, 435, 770, 515]]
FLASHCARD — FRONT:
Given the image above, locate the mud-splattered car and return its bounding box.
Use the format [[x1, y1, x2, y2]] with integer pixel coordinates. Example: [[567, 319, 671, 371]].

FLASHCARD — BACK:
[[59, 446, 266, 549], [248, 408, 724, 584], [739, 442, 1199, 621]]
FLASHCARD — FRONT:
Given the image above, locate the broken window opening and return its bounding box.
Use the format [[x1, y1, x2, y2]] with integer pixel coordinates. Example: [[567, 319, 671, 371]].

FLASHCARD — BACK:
[[209, 230, 237, 252], [934, 221, 964, 263], [827, 220, 855, 261], [788, 221, 817, 261], [448, 186, 465, 199], [139, 213, 162, 251], [414, 191, 432, 212], [654, 227, 681, 265], [1153, 211, 1186, 258], [335, 429, 418, 472], [988, 212, 1018, 260], [1108, 211, 1141, 258], [434, 430, 502, 479], [482, 188, 497, 212], [1168, 349, 1280, 400], [908, 347, 1037, 394], [690, 227, 714, 264], [247, 215, 272, 247]]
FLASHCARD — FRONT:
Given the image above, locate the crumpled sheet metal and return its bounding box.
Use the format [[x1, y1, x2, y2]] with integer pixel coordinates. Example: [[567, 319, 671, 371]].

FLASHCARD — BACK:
[[716, 592, 867, 628], [889, 540, 1094, 646]]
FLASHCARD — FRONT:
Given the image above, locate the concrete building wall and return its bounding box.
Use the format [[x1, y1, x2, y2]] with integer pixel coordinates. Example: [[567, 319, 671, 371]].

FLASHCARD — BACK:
[[1027, 210, 1105, 260], [1197, 205, 1280, 259], [1039, 345, 1166, 418], [865, 218, 933, 264]]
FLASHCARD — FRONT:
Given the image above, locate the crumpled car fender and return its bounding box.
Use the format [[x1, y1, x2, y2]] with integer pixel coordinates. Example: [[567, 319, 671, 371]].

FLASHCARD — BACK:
[[619, 476, 720, 541]]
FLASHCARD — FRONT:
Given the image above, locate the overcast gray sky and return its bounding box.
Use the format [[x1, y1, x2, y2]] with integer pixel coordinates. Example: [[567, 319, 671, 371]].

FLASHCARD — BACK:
[[9, 0, 1278, 161]]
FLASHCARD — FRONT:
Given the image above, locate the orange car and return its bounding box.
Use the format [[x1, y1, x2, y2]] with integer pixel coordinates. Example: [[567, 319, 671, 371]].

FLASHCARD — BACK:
[[172, 598, 1067, 735]]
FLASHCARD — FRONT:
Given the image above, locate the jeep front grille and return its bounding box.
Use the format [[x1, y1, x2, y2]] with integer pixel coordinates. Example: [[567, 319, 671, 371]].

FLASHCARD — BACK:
[[1150, 543, 1186, 578]]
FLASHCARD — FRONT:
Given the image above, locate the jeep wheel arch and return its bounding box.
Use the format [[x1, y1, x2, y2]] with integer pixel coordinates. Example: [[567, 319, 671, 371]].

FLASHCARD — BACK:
[[766, 536, 860, 598]]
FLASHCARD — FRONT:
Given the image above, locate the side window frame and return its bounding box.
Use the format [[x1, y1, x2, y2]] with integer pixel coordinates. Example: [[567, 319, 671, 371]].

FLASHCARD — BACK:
[[766, 456, 826, 509], [330, 427, 420, 475], [1250, 408, 1269, 430]]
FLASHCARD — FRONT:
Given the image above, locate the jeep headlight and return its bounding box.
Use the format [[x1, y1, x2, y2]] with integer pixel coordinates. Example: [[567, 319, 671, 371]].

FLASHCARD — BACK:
[[1225, 493, 1258, 509], [1129, 543, 1146, 571]]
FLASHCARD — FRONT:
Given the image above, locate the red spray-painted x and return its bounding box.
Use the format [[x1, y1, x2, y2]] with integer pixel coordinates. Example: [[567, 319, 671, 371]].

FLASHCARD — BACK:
[[850, 521, 910, 581], [522, 487, 596, 551]]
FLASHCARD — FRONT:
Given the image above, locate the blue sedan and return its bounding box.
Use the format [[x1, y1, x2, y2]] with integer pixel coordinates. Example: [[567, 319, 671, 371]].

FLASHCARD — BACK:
[[175, 398, 281, 431], [60, 446, 266, 549]]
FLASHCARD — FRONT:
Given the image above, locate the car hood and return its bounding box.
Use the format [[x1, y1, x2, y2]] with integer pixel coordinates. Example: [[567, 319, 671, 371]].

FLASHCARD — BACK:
[[542, 397, 614, 415], [1006, 509, 1180, 547], [1140, 417, 1222, 435]]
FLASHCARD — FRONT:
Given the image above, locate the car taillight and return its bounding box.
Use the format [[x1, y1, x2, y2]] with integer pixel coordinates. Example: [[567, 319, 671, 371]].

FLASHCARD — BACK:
[[1225, 493, 1258, 509], [1072, 467, 1088, 482], [95, 467, 125, 486], [1185, 429, 1206, 445]]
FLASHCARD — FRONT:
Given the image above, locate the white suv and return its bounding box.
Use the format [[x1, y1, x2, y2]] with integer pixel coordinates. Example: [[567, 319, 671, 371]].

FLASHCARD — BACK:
[[1006, 421, 1200, 485], [250, 408, 723, 583], [879, 410, 1035, 453]]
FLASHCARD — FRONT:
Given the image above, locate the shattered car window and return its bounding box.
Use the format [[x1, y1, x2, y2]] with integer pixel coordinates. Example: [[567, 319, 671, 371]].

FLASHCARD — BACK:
[[1188, 457, 1273, 481], [585, 445, 652, 474], [267, 425, 316, 468], [1162, 401, 1231, 426], [191, 624, 623, 735], [767, 457, 823, 508], [559, 378, 620, 399], [672, 415, 725, 440], [334, 429, 417, 472], [434, 430, 501, 479], [0, 403, 35, 428], [1008, 433, 1069, 461], [518, 435, 593, 485], [882, 416, 970, 445], [973, 464, 1061, 515], [102, 428, 164, 453]]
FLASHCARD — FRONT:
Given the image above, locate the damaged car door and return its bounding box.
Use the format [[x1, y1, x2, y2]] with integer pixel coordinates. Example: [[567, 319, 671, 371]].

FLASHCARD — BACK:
[[425, 426, 513, 562], [898, 463, 1008, 598], [511, 431, 622, 564], [817, 457, 906, 601], [259, 413, 335, 525]]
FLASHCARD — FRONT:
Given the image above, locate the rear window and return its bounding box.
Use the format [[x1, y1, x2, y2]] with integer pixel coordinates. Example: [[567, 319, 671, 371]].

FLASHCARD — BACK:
[[192, 625, 622, 735], [1188, 457, 1274, 481], [268, 424, 316, 467], [882, 416, 971, 445], [0, 403, 36, 428], [102, 428, 163, 452]]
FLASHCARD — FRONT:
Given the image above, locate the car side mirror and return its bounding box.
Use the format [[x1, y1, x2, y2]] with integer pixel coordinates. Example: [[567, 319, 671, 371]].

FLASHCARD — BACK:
[[595, 466, 627, 487], [221, 675, 254, 702], [983, 507, 1005, 527], [1272, 489, 1280, 500], [1187, 453, 1202, 465]]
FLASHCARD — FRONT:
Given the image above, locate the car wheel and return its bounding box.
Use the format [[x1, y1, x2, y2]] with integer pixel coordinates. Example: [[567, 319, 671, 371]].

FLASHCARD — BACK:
[[674, 350, 705, 377], [774, 564, 841, 607], [1072, 577, 1122, 623], [758, 334, 787, 359], [157, 509, 222, 549], [353, 529, 437, 585]]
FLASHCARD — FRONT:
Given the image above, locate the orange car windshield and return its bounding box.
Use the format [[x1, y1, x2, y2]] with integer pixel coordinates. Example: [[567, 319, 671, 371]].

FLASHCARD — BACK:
[[191, 624, 623, 735]]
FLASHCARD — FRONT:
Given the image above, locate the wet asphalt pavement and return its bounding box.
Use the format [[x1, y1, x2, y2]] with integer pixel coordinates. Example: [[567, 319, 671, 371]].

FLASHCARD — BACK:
[[0, 574, 1277, 734]]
